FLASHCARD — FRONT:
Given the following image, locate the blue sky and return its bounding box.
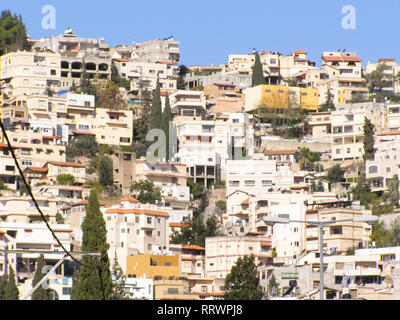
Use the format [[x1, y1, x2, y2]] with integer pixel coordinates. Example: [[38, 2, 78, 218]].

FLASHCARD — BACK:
[[3, 0, 399, 67]]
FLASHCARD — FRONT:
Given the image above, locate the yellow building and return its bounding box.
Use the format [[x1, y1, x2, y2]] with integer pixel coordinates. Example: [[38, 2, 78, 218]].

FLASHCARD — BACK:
[[126, 254, 180, 279], [244, 84, 318, 112], [153, 279, 198, 300]]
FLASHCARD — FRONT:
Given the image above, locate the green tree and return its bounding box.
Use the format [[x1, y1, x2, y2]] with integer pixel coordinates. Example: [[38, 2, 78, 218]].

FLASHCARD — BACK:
[[111, 254, 128, 300], [94, 78, 126, 110], [56, 174, 75, 185], [170, 214, 218, 247], [31, 255, 52, 300], [187, 178, 204, 199], [98, 155, 114, 187], [215, 200, 226, 213], [224, 255, 263, 300], [79, 59, 97, 96], [371, 221, 390, 247], [251, 51, 266, 87], [351, 177, 373, 208], [267, 274, 279, 298], [387, 174, 399, 208], [161, 93, 172, 160], [56, 212, 65, 224], [327, 164, 344, 183], [0, 275, 7, 300], [66, 135, 99, 159], [319, 88, 335, 112], [176, 65, 189, 90], [111, 61, 130, 90], [366, 64, 392, 94], [72, 190, 112, 300], [363, 117, 376, 161], [0, 10, 31, 56], [130, 180, 162, 204], [151, 79, 162, 129], [4, 267, 19, 300]]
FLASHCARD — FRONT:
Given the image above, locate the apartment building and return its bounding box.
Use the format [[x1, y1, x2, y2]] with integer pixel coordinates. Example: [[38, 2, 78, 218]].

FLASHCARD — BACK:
[[0, 193, 60, 224], [185, 72, 252, 90], [102, 197, 170, 273], [32, 29, 111, 81], [366, 132, 400, 191], [304, 200, 373, 254], [43, 161, 86, 184], [205, 235, 273, 279], [307, 112, 332, 143], [384, 103, 400, 132], [91, 108, 133, 146], [244, 84, 319, 112], [113, 59, 176, 92], [169, 244, 206, 277], [0, 131, 66, 168], [0, 50, 65, 97], [331, 102, 385, 161], [124, 277, 154, 300], [130, 38, 180, 65], [259, 51, 281, 84], [0, 142, 21, 190], [225, 159, 301, 198], [365, 58, 400, 94], [203, 83, 241, 100], [134, 159, 190, 202], [125, 254, 179, 279], [0, 222, 74, 300], [279, 49, 316, 80], [227, 54, 255, 74]]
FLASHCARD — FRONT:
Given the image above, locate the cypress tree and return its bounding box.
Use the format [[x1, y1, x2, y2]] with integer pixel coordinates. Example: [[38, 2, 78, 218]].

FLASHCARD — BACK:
[[111, 253, 128, 300], [363, 117, 376, 161], [151, 78, 162, 129], [251, 51, 266, 87], [0, 275, 7, 300], [161, 93, 172, 160], [4, 266, 19, 300], [72, 189, 112, 300], [31, 254, 52, 300]]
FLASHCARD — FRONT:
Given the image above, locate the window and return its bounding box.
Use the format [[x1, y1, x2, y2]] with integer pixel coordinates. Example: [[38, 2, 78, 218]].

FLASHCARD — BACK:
[[330, 226, 343, 235], [167, 288, 178, 294], [201, 286, 208, 293], [386, 167, 391, 173], [135, 216, 139, 223], [368, 166, 378, 174], [62, 287, 72, 295], [244, 180, 255, 186], [5, 166, 14, 172], [147, 217, 152, 224]]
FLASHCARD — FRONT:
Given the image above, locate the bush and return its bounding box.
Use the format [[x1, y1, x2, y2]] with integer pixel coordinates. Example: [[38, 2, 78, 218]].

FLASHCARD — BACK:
[[56, 174, 75, 185]]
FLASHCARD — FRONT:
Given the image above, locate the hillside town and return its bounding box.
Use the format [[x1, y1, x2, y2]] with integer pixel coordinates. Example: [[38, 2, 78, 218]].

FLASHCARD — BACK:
[[1, 11, 400, 301]]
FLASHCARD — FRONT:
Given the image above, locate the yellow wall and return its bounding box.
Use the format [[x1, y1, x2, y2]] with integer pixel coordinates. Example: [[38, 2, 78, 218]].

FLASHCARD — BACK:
[[259, 85, 318, 111], [260, 85, 290, 108], [300, 88, 319, 111], [126, 254, 180, 279]]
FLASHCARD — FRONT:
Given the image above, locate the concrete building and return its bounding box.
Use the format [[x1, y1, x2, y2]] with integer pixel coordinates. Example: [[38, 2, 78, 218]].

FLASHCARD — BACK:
[[331, 102, 385, 161], [366, 132, 400, 192], [0, 221, 74, 300], [185, 72, 252, 90], [304, 200, 373, 254], [244, 84, 319, 112], [205, 235, 273, 279], [307, 111, 332, 143], [43, 161, 86, 184], [365, 58, 400, 94], [102, 197, 170, 273], [169, 244, 206, 277], [113, 58, 176, 92], [227, 54, 255, 74], [124, 277, 153, 300]]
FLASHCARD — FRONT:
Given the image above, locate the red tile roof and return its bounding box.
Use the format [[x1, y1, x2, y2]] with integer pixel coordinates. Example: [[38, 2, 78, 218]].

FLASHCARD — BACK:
[[181, 244, 205, 251], [323, 56, 361, 62], [0, 142, 19, 149], [72, 131, 95, 136], [377, 131, 400, 136], [113, 58, 129, 62], [43, 135, 60, 139], [264, 149, 298, 155], [169, 222, 189, 227], [241, 197, 253, 205], [294, 49, 307, 55], [105, 208, 170, 217], [26, 166, 48, 173], [46, 161, 85, 168], [120, 196, 139, 203]]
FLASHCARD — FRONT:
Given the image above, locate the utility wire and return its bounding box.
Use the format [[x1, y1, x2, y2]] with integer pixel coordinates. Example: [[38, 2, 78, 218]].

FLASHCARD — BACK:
[[0, 119, 88, 267], [0, 119, 109, 300]]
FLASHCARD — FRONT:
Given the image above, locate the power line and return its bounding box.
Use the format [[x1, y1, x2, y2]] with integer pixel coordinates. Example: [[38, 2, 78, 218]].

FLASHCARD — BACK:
[[0, 118, 108, 299]]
